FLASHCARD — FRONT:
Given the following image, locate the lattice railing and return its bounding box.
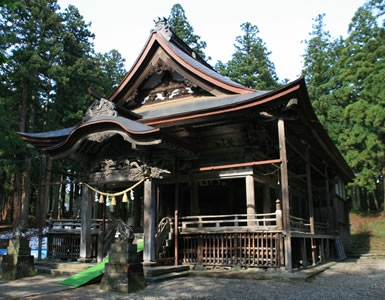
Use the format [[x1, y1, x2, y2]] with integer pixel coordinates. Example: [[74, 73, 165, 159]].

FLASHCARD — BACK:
[[179, 232, 283, 267]]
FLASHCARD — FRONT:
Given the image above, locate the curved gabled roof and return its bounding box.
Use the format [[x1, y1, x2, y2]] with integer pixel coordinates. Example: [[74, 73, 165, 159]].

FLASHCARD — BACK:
[[108, 25, 254, 104], [18, 116, 159, 151]]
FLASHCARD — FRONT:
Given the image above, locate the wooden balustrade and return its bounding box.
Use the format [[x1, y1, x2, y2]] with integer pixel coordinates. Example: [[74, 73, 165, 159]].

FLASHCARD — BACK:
[[290, 216, 329, 234], [48, 218, 109, 233], [178, 213, 280, 233]]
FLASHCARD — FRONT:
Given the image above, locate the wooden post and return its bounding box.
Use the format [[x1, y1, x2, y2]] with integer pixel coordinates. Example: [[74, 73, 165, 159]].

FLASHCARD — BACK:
[[79, 185, 92, 261], [246, 175, 255, 226], [324, 165, 331, 233], [276, 200, 283, 230], [143, 178, 156, 263], [301, 238, 308, 267], [311, 238, 317, 265], [278, 118, 292, 271], [174, 209, 179, 265], [305, 146, 315, 235], [320, 239, 325, 262]]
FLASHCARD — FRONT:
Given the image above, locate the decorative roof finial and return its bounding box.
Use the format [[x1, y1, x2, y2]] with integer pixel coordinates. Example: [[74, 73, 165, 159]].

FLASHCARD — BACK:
[[151, 17, 172, 40]]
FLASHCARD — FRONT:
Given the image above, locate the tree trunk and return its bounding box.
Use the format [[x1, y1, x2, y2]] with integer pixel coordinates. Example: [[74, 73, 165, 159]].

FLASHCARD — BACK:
[[52, 179, 60, 219], [21, 158, 32, 225], [372, 190, 380, 211], [383, 167, 385, 216], [366, 191, 371, 212], [19, 81, 29, 133], [12, 172, 22, 228], [59, 177, 66, 219], [18, 80, 32, 227]]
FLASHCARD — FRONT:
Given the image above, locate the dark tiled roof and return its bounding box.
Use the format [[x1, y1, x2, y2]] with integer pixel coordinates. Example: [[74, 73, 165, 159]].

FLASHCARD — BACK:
[[135, 90, 270, 120], [19, 116, 157, 141], [168, 43, 246, 89], [19, 126, 76, 139], [84, 116, 157, 133]]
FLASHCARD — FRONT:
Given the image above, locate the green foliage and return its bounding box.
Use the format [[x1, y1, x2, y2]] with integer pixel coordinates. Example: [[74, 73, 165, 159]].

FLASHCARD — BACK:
[[0, 0, 127, 221], [302, 0, 385, 210], [215, 22, 279, 90], [168, 3, 209, 60]]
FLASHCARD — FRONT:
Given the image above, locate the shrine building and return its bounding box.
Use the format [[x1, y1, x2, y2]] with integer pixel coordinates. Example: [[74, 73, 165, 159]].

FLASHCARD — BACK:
[[19, 20, 353, 271]]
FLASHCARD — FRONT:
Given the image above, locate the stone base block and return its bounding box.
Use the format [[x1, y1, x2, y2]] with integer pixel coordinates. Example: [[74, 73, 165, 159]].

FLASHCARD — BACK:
[[1, 254, 35, 280], [100, 262, 145, 293], [111, 242, 137, 254], [109, 252, 139, 264]]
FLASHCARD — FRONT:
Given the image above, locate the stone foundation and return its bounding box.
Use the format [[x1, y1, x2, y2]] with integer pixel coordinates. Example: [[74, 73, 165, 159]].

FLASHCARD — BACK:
[[1, 236, 35, 280], [100, 241, 146, 293]]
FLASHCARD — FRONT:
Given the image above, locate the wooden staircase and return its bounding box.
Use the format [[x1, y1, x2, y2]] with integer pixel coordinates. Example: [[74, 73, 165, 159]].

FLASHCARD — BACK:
[[156, 217, 175, 264]]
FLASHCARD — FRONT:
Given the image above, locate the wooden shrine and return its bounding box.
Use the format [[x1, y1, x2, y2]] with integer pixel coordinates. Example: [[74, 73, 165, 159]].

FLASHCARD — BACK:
[[19, 19, 353, 271]]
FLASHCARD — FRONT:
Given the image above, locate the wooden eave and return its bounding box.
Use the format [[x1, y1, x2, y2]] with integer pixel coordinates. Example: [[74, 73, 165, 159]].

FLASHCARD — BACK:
[[140, 79, 302, 127], [42, 119, 160, 154], [108, 31, 254, 105]]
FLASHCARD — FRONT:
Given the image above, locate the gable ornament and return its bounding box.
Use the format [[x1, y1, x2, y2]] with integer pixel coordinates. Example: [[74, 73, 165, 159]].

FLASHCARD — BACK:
[[83, 98, 118, 122]]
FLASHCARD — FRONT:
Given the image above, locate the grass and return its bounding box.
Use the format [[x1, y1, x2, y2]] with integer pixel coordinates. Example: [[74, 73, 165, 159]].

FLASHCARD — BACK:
[[350, 213, 385, 251]]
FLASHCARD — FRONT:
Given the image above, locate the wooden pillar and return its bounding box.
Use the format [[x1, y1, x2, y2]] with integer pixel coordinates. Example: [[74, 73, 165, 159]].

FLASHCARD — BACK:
[[79, 185, 92, 261], [278, 118, 292, 271], [143, 178, 156, 263], [311, 238, 317, 265], [301, 238, 308, 267], [246, 175, 255, 225], [305, 146, 315, 234], [133, 186, 142, 228], [324, 165, 331, 232], [174, 178, 179, 266]]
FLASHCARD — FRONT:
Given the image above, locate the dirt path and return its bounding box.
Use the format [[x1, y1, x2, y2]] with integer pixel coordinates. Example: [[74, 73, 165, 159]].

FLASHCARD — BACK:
[[22, 257, 385, 300]]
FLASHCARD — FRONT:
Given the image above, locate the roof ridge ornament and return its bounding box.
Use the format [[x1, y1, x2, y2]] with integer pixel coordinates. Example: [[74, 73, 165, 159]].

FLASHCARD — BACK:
[[83, 98, 118, 122], [152, 17, 172, 40]]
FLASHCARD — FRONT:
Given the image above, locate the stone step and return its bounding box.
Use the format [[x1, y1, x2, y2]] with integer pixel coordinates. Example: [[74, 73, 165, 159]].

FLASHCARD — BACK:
[[36, 265, 79, 277], [144, 265, 190, 277], [35, 260, 95, 272], [146, 271, 189, 283]]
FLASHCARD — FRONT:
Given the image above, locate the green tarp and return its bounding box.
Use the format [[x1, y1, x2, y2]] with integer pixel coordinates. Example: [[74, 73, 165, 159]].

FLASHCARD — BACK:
[[59, 240, 144, 287]]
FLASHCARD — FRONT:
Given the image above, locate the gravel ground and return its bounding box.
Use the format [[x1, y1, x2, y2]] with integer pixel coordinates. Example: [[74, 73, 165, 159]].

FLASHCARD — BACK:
[[25, 257, 385, 300]]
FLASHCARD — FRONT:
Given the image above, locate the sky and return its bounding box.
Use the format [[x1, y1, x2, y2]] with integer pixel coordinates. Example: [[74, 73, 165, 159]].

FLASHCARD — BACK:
[[57, 0, 367, 82]]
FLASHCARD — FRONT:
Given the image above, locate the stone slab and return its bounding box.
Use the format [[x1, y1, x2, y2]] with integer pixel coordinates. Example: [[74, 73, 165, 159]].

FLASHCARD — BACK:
[[109, 253, 139, 264], [0, 275, 76, 299]]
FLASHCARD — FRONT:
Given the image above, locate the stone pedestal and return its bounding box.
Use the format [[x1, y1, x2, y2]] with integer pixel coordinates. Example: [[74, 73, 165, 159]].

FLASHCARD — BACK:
[[100, 240, 146, 293], [1, 236, 35, 280]]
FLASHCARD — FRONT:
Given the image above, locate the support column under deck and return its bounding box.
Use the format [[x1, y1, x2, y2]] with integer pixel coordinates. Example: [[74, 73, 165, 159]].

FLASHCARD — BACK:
[[143, 178, 156, 263]]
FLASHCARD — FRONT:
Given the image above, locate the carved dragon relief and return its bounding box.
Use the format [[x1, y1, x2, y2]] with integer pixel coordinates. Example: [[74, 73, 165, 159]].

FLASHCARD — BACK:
[[88, 158, 171, 183], [83, 98, 118, 122]]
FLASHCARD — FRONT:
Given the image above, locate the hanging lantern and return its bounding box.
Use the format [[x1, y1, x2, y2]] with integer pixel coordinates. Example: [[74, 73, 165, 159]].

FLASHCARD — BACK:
[[99, 194, 104, 204], [111, 196, 117, 206], [122, 193, 128, 203]]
